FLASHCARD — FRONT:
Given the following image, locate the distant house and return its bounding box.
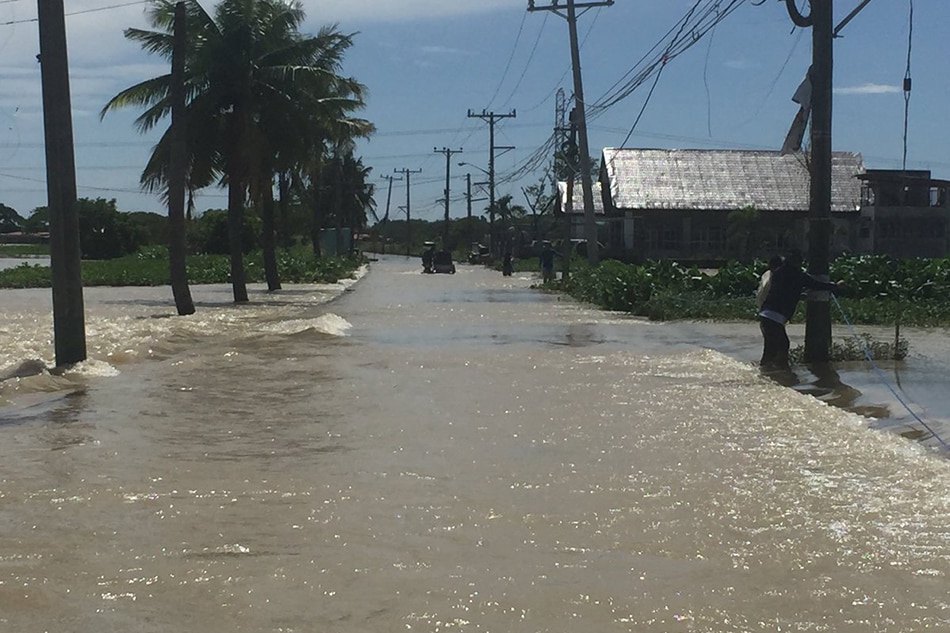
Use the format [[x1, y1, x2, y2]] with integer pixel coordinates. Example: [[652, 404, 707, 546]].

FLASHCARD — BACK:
[[598, 148, 865, 262], [856, 169, 950, 258]]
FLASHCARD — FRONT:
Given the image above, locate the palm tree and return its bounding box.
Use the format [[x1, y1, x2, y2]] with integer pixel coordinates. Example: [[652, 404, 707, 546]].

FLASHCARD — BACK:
[[325, 146, 374, 254], [102, 0, 371, 302]]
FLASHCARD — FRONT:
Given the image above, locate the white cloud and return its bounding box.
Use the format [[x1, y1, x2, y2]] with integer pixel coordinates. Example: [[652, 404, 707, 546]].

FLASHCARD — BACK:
[[835, 83, 901, 95]]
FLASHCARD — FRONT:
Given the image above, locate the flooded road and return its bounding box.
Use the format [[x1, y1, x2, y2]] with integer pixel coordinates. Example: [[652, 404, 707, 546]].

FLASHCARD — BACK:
[[1, 255, 948, 631]]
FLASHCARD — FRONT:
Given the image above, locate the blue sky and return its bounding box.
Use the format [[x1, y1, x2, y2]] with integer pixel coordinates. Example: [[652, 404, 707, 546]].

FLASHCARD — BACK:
[[0, 0, 947, 222]]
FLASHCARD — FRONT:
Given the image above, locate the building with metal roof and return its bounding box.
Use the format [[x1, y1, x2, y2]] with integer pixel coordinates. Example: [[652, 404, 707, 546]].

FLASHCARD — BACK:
[[601, 148, 864, 213], [596, 148, 866, 262]]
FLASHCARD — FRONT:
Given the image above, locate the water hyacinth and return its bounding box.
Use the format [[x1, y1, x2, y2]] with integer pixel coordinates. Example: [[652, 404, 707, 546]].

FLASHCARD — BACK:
[[554, 255, 950, 326]]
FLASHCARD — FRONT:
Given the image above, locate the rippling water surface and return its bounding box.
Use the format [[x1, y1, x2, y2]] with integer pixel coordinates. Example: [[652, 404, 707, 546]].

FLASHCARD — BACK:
[[0, 256, 948, 632]]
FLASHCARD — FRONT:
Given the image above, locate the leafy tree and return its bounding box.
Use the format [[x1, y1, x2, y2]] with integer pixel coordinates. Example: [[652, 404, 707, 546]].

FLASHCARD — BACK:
[[0, 204, 24, 233], [126, 211, 169, 246], [23, 207, 49, 233], [76, 198, 145, 260], [192, 207, 260, 255]]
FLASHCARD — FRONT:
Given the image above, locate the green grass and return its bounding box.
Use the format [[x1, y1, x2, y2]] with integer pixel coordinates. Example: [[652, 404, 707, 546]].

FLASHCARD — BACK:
[[0, 243, 50, 257], [0, 246, 363, 289]]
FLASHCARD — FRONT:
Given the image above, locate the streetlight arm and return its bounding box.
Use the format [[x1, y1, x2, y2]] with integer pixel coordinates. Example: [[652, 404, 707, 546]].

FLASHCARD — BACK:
[[458, 161, 490, 177]]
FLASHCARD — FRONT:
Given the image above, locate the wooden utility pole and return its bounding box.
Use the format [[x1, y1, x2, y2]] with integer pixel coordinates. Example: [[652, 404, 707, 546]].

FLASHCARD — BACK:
[[168, 2, 195, 315], [528, 0, 612, 265], [467, 109, 516, 257], [434, 147, 463, 246], [37, 0, 85, 366], [394, 167, 421, 256]]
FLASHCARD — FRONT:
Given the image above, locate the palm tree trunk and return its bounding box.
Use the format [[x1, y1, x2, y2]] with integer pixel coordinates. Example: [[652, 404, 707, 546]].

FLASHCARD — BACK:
[[278, 171, 292, 248], [227, 178, 249, 302], [334, 163, 344, 256], [226, 101, 249, 303], [261, 178, 281, 291], [167, 1, 195, 316], [310, 169, 323, 258]]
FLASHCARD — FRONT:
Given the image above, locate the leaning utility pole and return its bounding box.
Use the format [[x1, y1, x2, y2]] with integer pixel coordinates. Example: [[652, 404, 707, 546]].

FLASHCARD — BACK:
[[37, 0, 86, 366], [528, 0, 612, 265], [380, 174, 401, 255], [467, 109, 516, 257], [395, 167, 421, 257], [435, 147, 463, 246]]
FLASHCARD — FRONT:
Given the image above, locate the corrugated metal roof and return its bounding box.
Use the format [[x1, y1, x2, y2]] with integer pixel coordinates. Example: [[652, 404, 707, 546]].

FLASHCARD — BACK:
[[557, 180, 604, 215], [602, 148, 864, 213]]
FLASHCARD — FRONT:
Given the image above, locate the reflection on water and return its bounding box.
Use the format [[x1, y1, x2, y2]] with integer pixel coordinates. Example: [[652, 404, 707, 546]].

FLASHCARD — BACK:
[[0, 256, 948, 632]]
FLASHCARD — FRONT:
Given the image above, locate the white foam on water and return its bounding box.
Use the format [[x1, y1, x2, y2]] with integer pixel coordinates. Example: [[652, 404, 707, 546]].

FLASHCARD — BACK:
[[66, 358, 121, 378], [260, 313, 352, 337]]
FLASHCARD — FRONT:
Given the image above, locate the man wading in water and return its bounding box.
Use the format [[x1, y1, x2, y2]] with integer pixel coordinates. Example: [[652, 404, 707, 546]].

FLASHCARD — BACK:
[[758, 250, 844, 371]]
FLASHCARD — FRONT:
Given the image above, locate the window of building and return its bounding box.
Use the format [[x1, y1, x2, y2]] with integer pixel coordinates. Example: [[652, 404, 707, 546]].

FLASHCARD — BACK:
[[647, 224, 682, 251], [692, 225, 725, 252]]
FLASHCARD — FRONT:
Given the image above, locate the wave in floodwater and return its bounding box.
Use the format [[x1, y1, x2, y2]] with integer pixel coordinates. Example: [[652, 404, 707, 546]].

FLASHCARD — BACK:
[[0, 280, 359, 415], [258, 313, 352, 337]]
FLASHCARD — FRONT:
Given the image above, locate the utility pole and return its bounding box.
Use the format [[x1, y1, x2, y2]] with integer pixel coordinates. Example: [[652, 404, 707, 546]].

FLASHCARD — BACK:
[[37, 0, 86, 366], [463, 172, 489, 251], [467, 109, 516, 257], [465, 173, 473, 226], [394, 167, 421, 257], [528, 0, 611, 265], [785, 0, 833, 363], [380, 174, 401, 255], [435, 147, 463, 247]]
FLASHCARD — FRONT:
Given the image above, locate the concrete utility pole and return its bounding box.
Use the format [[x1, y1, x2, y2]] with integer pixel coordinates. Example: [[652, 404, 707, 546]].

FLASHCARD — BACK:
[[528, 0, 612, 265], [394, 167, 421, 256], [465, 173, 473, 226], [467, 109, 516, 257], [782, 0, 876, 362], [463, 172, 489, 250], [785, 0, 833, 363], [380, 174, 401, 255], [435, 147, 463, 246], [37, 0, 86, 366]]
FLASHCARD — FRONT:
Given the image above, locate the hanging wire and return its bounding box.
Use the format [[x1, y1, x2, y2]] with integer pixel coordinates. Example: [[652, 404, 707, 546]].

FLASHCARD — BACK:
[[901, 0, 914, 171]]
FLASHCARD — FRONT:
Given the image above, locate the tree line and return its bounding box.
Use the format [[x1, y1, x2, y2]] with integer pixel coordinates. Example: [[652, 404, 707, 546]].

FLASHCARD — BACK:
[[95, 0, 375, 307]]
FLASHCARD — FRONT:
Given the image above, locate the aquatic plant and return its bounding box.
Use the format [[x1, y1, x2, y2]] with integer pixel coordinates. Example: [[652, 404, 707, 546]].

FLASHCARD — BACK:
[[789, 333, 909, 363]]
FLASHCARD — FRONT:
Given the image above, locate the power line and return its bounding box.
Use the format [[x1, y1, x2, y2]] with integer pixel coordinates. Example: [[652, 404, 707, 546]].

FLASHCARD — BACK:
[[0, 0, 148, 26], [486, 9, 529, 110], [500, 12, 547, 110]]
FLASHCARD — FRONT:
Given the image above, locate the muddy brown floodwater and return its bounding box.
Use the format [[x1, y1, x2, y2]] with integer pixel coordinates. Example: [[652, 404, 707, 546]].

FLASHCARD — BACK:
[[1, 255, 948, 632]]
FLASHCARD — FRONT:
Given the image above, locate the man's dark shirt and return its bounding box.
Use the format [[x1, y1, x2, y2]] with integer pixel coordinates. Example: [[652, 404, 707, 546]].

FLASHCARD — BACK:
[[760, 264, 837, 322]]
